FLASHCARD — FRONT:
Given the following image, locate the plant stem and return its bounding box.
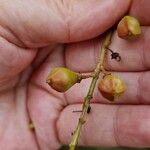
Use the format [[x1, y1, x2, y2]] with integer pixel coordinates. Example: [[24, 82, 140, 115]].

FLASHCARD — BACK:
[[77, 72, 94, 82], [69, 31, 113, 150]]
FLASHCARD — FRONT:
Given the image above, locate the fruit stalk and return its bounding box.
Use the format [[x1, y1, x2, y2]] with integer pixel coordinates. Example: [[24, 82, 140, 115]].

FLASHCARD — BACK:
[[69, 31, 113, 150]]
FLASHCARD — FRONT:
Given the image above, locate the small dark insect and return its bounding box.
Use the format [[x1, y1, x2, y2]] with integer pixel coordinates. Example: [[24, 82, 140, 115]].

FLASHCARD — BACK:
[[107, 48, 121, 62], [87, 106, 91, 114]]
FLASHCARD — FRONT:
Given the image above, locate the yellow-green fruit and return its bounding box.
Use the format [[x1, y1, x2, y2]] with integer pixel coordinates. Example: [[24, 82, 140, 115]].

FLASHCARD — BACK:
[[98, 74, 126, 101], [46, 67, 78, 92], [117, 16, 141, 39]]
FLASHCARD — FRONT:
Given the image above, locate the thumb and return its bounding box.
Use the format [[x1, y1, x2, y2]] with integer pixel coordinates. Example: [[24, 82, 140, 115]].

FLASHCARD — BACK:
[[1, 0, 131, 48], [65, 0, 131, 42]]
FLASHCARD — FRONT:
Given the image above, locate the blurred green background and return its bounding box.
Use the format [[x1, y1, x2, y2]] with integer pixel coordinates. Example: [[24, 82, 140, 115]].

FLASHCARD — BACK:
[[60, 146, 148, 150]]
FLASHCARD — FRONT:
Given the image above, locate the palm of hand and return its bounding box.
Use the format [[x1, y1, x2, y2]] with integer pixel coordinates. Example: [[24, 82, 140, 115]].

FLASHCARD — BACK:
[[0, 0, 150, 150]]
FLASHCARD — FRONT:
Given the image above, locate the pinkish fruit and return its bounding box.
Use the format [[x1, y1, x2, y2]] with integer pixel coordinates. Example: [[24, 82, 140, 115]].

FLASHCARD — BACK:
[[98, 74, 126, 101], [117, 16, 141, 39], [47, 67, 78, 92]]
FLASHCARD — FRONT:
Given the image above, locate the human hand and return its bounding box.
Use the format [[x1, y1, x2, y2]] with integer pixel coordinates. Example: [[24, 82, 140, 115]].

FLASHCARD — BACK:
[[0, 0, 150, 150]]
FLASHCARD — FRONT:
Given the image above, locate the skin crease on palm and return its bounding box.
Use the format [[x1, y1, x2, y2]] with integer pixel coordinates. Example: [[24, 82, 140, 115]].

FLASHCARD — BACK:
[[0, 0, 150, 149]]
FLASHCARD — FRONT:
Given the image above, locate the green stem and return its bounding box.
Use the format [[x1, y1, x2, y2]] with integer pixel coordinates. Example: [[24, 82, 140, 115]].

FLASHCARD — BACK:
[[69, 31, 113, 150], [77, 72, 95, 83]]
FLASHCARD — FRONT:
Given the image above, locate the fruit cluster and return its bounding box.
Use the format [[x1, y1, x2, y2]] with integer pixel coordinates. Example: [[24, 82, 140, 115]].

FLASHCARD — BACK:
[[46, 15, 141, 102], [46, 15, 141, 150]]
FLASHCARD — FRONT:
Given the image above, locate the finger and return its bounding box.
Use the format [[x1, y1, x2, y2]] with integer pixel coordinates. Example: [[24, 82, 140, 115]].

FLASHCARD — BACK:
[[65, 27, 150, 72], [65, 71, 150, 105], [0, 0, 130, 47], [129, 0, 150, 25], [0, 36, 37, 86], [57, 104, 150, 147], [28, 83, 62, 150], [63, 0, 131, 42]]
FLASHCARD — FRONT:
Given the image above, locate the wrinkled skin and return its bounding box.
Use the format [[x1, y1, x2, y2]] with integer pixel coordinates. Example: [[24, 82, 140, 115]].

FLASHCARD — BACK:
[[0, 0, 150, 149]]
